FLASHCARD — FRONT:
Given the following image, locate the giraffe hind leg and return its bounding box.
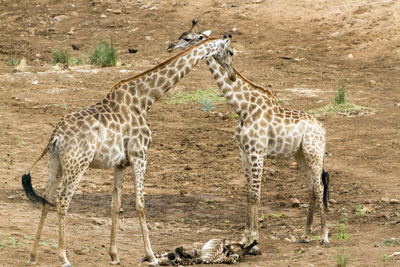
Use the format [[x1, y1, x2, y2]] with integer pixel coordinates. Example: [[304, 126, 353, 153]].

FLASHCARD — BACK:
[[29, 151, 62, 264], [295, 151, 315, 243], [109, 166, 125, 265]]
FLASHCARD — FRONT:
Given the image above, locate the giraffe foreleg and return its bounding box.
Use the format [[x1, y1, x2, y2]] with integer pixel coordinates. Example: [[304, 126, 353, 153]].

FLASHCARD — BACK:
[[246, 151, 264, 255], [109, 166, 125, 265], [29, 152, 62, 265], [239, 147, 252, 245], [131, 154, 158, 266]]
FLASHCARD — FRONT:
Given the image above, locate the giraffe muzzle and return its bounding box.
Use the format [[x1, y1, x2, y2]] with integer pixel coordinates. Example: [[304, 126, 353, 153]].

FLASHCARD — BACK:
[[225, 64, 236, 81]]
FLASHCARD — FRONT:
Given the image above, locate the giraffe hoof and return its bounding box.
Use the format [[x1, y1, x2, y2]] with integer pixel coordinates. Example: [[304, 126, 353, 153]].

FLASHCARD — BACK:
[[62, 264, 72, 267], [248, 245, 262, 255], [109, 260, 121, 265], [27, 260, 39, 265], [320, 239, 330, 245]]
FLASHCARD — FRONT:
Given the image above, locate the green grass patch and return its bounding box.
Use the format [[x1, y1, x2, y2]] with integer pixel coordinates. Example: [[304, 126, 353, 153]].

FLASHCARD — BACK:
[[89, 40, 118, 67], [353, 204, 364, 217], [8, 58, 21, 66], [270, 213, 285, 218], [52, 49, 71, 65], [71, 56, 84, 66], [308, 81, 372, 117], [334, 223, 350, 240], [166, 87, 225, 105], [336, 248, 351, 267]]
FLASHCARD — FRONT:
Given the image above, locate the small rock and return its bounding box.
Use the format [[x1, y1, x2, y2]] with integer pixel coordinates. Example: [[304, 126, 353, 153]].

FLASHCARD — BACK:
[[128, 48, 138, 53], [389, 199, 400, 204], [113, 9, 122, 14], [348, 53, 354, 58], [101, 14, 107, 18], [35, 53, 41, 58], [329, 198, 337, 204], [89, 183, 97, 190], [32, 80, 38, 85], [12, 57, 27, 72], [184, 165, 192, 171], [68, 27, 75, 35], [290, 198, 300, 208], [91, 218, 104, 225], [368, 80, 376, 87], [149, 6, 157, 11], [145, 36, 153, 41], [54, 15, 68, 22], [72, 44, 80, 50], [382, 197, 390, 202], [284, 235, 297, 243], [231, 4, 240, 7]]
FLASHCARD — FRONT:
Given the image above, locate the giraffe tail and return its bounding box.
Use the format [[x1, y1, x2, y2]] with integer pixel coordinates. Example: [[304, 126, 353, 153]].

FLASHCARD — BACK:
[[321, 170, 330, 210], [22, 173, 54, 206], [21, 139, 55, 207]]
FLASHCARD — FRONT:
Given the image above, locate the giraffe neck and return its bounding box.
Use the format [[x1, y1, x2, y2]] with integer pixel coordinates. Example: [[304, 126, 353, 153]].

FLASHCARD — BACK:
[[106, 38, 221, 114], [206, 57, 279, 118]]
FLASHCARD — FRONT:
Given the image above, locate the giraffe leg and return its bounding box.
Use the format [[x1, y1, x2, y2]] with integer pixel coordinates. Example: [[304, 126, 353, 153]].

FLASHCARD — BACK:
[[312, 168, 329, 245], [109, 166, 125, 265], [247, 151, 264, 255], [239, 147, 252, 245], [29, 152, 62, 265], [56, 167, 87, 267], [131, 154, 158, 266], [295, 151, 315, 243]]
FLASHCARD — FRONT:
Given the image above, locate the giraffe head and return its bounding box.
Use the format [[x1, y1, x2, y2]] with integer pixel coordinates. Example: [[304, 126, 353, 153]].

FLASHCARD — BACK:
[[168, 19, 236, 81], [167, 19, 211, 52]]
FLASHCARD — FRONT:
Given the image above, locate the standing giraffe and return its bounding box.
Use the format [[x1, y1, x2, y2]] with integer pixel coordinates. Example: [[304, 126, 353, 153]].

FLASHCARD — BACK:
[[167, 20, 330, 252], [22, 37, 236, 267]]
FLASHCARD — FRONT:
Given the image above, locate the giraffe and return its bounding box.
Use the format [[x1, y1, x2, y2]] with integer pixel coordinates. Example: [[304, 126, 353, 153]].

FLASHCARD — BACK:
[[167, 20, 331, 253], [21, 36, 236, 267]]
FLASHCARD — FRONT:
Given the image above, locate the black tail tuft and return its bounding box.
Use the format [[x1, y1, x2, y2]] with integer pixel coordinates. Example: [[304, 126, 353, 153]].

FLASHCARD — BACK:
[[22, 173, 54, 206], [321, 170, 330, 210]]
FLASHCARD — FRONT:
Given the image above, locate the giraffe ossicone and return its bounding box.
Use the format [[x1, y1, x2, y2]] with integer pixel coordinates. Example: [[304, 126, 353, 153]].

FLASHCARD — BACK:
[[21, 36, 235, 267], [167, 20, 330, 252]]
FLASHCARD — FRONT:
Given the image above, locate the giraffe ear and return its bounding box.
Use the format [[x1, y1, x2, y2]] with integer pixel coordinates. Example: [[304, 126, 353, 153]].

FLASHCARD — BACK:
[[202, 30, 212, 37]]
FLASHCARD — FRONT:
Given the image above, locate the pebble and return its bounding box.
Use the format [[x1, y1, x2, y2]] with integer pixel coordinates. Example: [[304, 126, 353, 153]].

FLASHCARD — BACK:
[[348, 53, 354, 58], [368, 80, 376, 87], [91, 218, 104, 225], [290, 198, 300, 208], [54, 15, 68, 22], [389, 199, 400, 204]]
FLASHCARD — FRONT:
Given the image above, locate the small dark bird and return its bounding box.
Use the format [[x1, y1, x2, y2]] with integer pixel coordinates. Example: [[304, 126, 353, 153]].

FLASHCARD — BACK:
[[72, 44, 79, 50], [128, 48, 138, 53]]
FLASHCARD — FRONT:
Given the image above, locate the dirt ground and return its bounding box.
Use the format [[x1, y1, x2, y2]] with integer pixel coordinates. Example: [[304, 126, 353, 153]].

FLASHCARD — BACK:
[[1, 0, 399, 266]]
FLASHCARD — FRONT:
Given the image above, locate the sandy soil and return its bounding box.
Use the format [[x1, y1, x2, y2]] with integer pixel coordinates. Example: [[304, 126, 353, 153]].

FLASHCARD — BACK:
[[0, 0, 399, 266]]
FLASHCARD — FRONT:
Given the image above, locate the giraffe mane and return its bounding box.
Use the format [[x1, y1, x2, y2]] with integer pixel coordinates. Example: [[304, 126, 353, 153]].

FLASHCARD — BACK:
[[233, 67, 279, 103], [108, 37, 218, 93]]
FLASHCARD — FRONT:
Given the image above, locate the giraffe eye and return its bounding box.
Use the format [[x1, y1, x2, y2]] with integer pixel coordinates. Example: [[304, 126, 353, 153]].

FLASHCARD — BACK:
[[184, 38, 191, 42], [228, 50, 234, 56], [199, 36, 203, 40]]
